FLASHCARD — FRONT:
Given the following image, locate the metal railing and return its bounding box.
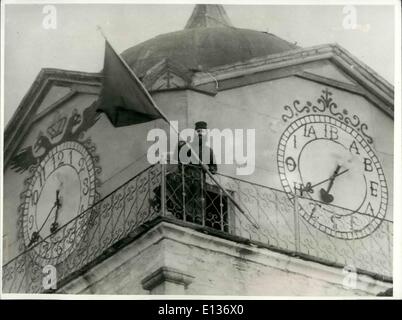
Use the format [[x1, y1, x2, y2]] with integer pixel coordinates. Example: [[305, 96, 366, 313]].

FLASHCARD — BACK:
[[2, 164, 162, 293], [212, 172, 393, 279], [2, 163, 393, 293]]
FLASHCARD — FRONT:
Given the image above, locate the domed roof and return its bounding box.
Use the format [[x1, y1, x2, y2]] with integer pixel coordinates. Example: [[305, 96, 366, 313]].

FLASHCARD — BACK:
[[121, 5, 298, 77]]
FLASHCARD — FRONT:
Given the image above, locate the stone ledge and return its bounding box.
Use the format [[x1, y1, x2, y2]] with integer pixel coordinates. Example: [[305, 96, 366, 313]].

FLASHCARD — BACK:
[[58, 220, 392, 295], [141, 266, 195, 291], [154, 221, 392, 295]]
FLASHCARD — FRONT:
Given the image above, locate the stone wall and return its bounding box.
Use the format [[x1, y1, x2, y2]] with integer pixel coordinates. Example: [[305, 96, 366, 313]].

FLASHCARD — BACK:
[[59, 222, 391, 296]]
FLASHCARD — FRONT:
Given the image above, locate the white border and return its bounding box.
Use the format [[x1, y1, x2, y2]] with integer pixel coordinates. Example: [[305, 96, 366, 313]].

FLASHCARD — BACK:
[[392, 0, 401, 299], [1, 0, 6, 299], [1, 0, 400, 300]]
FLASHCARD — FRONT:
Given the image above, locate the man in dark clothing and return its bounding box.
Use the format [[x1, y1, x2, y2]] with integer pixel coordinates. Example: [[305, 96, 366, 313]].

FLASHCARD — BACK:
[[152, 122, 219, 225]]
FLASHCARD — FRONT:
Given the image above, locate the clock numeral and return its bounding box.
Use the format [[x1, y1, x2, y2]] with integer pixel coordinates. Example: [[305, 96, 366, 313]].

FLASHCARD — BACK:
[[324, 124, 338, 141], [31, 190, 39, 206], [51, 154, 56, 171], [370, 181, 379, 197], [304, 201, 320, 221], [350, 215, 357, 230], [330, 215, 339, 231], [52, 151, 65, 170], [365, 202, 375, 216], [364, 158, 373, 172], [285, 156, 297, 172], [303, 124, 318, 139], [69, 149, 73, 165], [28, 215, 34, 230], [293, 182, 306, 196], [82, 177, 89, 195], [308, 201, 319, 212], [293, 135, 297, 149], [56, 151, 64, 168], [78, 158, 86, 174], [349, 140, 360, 155], [37, 165, 46, 187]]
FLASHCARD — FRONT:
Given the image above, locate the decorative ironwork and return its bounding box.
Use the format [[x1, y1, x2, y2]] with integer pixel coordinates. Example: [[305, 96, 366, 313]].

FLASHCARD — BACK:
[[213, 173, 392, 277], [152, 164, 230, 232], [3, 164, 161, 293], [3, 164, 392, 293], [281, 88, 373, 143]]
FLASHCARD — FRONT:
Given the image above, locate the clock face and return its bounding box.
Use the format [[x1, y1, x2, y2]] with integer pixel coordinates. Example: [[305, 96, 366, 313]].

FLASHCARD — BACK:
[[22, 141, 96, 264], [277, 114, 388, 239]]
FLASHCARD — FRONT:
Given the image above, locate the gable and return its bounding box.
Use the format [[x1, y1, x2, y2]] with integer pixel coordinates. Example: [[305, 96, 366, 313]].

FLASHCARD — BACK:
[[4, 69, 102, 168], [142, 58, 193, 92], [35, 85, 74, 115], [151, 70, 188, 90]]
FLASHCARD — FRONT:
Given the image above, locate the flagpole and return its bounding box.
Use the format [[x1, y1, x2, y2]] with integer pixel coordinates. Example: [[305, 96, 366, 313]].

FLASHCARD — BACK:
[[97, 27, 259, 229]]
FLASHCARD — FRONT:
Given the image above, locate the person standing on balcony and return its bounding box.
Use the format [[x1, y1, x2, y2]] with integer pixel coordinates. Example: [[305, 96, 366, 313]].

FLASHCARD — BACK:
[[160, 122, 217, 224]]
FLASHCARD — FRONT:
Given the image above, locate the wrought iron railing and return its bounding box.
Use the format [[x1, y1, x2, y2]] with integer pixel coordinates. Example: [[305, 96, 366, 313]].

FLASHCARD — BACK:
[[2, 164, 162, 293], [2, 163, 393, 293], [160, 165, 392, 279], [211, 172, 393, 279]]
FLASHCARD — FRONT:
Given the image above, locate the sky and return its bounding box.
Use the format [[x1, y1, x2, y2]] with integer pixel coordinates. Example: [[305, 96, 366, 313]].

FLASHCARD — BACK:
[[3, 1, 396, 125]]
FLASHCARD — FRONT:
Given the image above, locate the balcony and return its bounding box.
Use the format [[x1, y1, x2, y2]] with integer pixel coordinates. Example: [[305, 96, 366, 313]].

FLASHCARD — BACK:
[[2, 164, 393, 293]]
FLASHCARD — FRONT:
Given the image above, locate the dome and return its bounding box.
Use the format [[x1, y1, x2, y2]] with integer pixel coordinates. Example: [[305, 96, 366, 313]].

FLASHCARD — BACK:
[[121, 5, 298, 77]]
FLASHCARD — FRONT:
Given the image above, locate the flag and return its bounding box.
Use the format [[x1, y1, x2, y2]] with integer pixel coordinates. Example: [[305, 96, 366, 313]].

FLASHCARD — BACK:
[[94, 33, 249, 219], [97, 40, 163, 127]]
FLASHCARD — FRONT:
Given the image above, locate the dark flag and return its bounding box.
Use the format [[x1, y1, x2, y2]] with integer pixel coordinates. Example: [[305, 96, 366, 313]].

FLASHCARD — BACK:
[[94, 31, 250, 221], [96, 40, 163, 127]]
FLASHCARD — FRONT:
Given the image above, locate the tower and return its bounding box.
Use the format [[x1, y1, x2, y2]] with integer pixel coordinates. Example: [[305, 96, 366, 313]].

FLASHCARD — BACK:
[[3, 4, 393, 296]]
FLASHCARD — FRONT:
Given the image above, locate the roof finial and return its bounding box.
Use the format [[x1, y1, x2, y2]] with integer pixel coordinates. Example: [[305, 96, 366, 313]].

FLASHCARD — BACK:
[[184, 4, 233, 29]]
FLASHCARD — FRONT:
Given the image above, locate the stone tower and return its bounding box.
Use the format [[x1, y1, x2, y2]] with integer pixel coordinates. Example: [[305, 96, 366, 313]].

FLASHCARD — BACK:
[[3, 5, 393, 296]]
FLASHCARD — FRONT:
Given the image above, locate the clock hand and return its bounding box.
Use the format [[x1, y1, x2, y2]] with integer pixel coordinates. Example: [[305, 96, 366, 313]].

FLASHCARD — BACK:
[[309, 168, 349, 190], [28, 190, 62, 246], [299, 168, 349, 198], [320, 165, 342, 204], [50, 190, 62, 234], [28, 202, 57, 247], [325, 165, 341, 194]]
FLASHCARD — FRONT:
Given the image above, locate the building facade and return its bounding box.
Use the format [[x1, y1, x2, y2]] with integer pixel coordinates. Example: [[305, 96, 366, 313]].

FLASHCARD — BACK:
[[2, 5, 393, 296]]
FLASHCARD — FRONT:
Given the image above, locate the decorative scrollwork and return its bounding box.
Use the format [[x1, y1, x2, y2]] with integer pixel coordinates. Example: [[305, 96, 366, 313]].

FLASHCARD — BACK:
[[344, 114, 360, 127], [280, 88, 373, 143], [281, 105, 294, 122], [293, 100, 310, 114], [360, 123, 374, 144]]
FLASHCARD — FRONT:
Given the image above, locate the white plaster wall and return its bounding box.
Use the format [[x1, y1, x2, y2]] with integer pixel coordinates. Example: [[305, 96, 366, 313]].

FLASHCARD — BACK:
[[3, 72, 393, 284], [186, 76, 393, 277], [2, 89, 189, 262], [187, 77, 393, 203]]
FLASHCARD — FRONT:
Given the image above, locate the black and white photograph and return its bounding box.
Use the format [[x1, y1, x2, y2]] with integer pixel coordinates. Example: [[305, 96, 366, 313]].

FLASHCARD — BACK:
[[0, 0, 399, 300]]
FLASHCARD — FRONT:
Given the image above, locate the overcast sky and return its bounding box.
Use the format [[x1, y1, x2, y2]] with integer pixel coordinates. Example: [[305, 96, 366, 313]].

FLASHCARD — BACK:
[[3, 1, 396, 125]]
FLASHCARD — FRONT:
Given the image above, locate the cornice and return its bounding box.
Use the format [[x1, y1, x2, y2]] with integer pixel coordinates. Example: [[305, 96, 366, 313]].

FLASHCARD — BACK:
[[191, 43, 394, 116]]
